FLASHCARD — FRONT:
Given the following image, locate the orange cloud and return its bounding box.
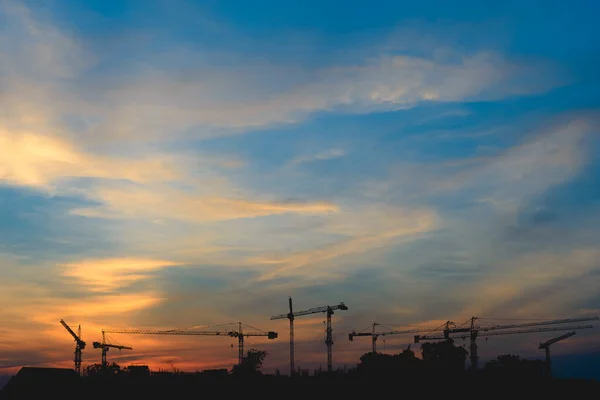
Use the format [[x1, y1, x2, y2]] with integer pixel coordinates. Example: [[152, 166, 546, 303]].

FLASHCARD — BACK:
[[60, 258, 180, 292]]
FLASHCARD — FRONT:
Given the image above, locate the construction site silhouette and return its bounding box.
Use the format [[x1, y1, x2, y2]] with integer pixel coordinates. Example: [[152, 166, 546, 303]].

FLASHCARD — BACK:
[[2, 343, 599, 398], [2, 302, 599, 399]]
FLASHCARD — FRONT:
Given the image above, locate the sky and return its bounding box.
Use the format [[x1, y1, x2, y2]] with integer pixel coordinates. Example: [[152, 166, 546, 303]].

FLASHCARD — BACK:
[[1, 0, 600, 383]]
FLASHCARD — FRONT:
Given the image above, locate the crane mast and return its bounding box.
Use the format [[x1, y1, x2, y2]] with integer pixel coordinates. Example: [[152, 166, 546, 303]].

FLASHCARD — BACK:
[[238, 322, 243, 365], [325, 306, 334, 372], [289, 297, 294, 376], [271, 299, 348, 374], [60, 319, 86, 376]]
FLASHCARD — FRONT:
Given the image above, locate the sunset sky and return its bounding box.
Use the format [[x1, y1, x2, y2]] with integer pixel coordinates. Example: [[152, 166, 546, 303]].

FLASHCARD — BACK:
[[1, 0, 600, 382]]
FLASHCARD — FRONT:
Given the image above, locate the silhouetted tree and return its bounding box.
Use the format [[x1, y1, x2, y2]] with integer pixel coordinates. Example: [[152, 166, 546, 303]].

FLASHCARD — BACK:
[[420, 339, 468, 370], [486, 354, 521, 369], [84, 363, 102, 377], [230, 349, 268, 376], [399, 344, 419, 364], [485, 354, 544, 378], [84, 362, 121, 377], [354, 346, 423, 380]]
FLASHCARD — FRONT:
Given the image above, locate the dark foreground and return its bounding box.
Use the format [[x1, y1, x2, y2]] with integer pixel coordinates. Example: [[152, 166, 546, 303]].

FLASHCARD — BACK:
[[2, 369, 599, 399]]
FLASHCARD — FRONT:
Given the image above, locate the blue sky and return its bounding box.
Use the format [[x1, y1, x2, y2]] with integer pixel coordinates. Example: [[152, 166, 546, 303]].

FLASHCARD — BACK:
[[1, 0, 599, 378]]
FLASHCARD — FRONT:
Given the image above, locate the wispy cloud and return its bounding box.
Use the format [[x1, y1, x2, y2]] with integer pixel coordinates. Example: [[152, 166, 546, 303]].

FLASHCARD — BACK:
[[251, 206, 439, 281], [290, 149, 346, 165], [444, 117, 592, 203], [1, 1, 563, 146], [290, 148, 346, 166], [374, 113, 595, 214], [89, 52, 560, 142], [459, 248, 600, 318]]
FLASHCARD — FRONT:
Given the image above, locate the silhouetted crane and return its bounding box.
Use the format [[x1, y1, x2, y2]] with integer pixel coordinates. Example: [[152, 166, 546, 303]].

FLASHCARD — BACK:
[[92, 331, 133, 369], [270, 298, 348, 374], [539, 331, 576, 377], [60, 319, 86, 375], [414, 316, 598, 370], [229, 322, 278, 364], [349, 322, 440, 353], [103, 322, 277, 366]]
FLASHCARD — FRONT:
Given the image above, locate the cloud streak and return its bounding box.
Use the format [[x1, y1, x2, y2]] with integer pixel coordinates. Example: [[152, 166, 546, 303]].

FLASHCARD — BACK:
[[70, 183, 338, 222], [252, 206, 439, 281], [88, 52, 560, 142], [290, 148, 346, 166]]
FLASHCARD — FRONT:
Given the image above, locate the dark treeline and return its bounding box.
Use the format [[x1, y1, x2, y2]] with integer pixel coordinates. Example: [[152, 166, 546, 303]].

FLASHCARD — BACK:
[[2, 340, 598, 399]]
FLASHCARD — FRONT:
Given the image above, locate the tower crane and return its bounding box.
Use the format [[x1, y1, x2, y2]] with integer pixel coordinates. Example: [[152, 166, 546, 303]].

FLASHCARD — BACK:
[[414, 316, 598, 371], [103, 322, 277, 366], [92, 331, 133, 369], [270, 298, 348, 374], [59, 319, 86, 376], [349, 322, 441, 353], [229, 322, 278, 365], [539, 331, 576, 377]]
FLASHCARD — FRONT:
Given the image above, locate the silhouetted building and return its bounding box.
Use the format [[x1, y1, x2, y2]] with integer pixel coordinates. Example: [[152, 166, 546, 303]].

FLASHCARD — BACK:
[[2, 367, 79, 399]]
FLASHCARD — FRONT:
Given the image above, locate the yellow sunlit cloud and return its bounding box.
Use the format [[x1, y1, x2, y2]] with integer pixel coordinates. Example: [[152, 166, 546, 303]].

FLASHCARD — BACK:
[[24, 293, 164, 327], [0, 129, 180, 189], [60, 258, 180, 292]]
